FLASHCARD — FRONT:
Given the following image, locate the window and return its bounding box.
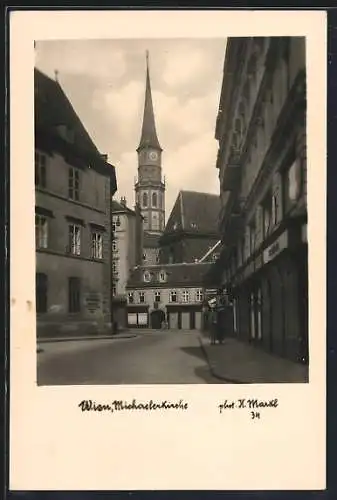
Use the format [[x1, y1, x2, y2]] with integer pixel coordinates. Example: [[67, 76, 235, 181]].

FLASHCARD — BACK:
[[35, 214, 48, 249], [68, 167, 80, 201], [159, 271, 166, 282], [112, 261, 118, 275], [68, 224, 81, 255], [155, 291, 161, 303], [272, 195, 278, 225], [36, 273, 48, 313], [262, 193, 272, 238], [152, 213, 160, 230], [249, 222, 256, 254], [68, 277, 81, 313], [283, 157, 301, 212], [112, 240, 118, 252], [91, 232, 103, 259], [112, 285, 117, 296], [35, 151, 47, 188], [143, 192, 148, 207], [182, 290, 189, 303], [152, 192, 157, 207], [143, 252, 147, 261], [196, 289, 203, 302], [143, 271, 151, 283], [128, 292, 134, 304], [116, 216, 121, 227], [139, 291, 145, 303], [170, 291, 177, 303]]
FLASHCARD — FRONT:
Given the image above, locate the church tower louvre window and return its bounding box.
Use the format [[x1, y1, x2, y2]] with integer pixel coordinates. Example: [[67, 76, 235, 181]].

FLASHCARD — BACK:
[[134, 50, 165, 235]]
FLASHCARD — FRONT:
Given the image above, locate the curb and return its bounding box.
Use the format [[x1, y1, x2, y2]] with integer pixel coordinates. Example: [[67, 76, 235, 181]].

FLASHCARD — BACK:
[[38, 334, 138, 344], [198, 337, 246, 384]]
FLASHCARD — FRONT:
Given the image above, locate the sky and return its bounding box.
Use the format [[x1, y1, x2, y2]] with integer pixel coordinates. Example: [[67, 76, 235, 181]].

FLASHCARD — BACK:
[[35, 38, 227, 217]]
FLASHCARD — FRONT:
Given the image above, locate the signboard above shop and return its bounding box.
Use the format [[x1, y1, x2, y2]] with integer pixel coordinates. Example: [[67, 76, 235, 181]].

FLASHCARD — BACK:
[[263, 230, 288, 264]]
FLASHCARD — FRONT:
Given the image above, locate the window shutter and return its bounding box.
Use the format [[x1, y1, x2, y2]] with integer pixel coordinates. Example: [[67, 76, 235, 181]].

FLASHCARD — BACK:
[[255, 205, 263, 248], [272, 171, 283, 225]]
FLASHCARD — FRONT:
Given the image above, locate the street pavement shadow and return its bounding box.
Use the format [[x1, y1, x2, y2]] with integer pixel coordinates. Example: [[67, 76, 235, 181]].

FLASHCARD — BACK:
[[180, 346, 205, 360], [193, 365, 225, 384]]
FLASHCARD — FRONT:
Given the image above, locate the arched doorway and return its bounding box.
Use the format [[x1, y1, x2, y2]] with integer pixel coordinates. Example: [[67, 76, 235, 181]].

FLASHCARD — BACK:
[[150, 309, 165, 329]]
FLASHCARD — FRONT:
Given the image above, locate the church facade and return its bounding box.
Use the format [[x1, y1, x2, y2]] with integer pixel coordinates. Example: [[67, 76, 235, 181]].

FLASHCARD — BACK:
[[134, 51, 166, 266], [125, 52, 222, 331]]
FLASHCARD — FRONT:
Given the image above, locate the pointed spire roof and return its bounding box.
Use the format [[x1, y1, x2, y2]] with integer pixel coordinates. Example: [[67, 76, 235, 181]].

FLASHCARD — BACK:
[[137, 51, 162, 152]]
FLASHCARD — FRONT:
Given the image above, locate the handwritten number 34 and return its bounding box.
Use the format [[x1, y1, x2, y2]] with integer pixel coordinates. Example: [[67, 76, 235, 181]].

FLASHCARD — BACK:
[[251, 412, 260, 420]]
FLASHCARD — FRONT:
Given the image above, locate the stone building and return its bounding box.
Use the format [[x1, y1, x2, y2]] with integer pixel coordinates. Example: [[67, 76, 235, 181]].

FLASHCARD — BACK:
[[206, 37, 308, 363], [159, 190, 221, 264], [125, 190, 221, 330], [35, 68, 117, 338], [135, 51, 165, 266], [125, 263, 210, 329], [111, 197, 143, 328]]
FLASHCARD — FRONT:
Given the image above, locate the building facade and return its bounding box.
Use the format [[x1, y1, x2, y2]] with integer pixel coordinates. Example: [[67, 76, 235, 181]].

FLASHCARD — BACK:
[[111, 197, 143, 328], [125, 263, 210, 329], [35, 68, 117, 338], [135, 51, 165, 265], [211, 37, 307, 363], [159, 190, 221, 264]]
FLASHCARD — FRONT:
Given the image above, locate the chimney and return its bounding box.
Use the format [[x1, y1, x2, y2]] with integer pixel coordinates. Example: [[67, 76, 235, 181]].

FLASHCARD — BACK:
[[101, 154, 108, 161]]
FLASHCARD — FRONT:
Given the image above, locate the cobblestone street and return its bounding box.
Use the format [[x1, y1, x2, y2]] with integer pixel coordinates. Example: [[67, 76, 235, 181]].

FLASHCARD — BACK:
[[37, 330, 223, 385]]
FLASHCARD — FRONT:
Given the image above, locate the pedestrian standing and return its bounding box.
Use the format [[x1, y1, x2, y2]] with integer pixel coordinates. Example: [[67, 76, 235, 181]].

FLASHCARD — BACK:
[[209, 305, 217, 345], [216, 293, 226, 344]]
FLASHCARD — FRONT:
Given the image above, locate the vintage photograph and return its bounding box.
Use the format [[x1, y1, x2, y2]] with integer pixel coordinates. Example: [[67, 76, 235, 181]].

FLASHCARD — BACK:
[[34, 36, 308, 386]]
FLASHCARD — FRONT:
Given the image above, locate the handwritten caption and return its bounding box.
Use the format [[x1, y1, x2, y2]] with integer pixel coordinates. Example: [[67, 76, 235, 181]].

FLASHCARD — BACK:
[[218, 398, 279, 419], [77, 398, 279, 420], [78, 399, 189, 413]]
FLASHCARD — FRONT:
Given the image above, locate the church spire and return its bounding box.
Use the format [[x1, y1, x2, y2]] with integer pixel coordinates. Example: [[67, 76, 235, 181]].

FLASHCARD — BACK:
[[137, 51, 162, 152]]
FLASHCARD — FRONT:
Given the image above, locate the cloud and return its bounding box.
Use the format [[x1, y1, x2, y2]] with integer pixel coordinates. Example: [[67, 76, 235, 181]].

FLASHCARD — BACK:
[[113, 133, 220, 218], [35, 41, 127, 81], [153, 89, 219, 144], [162, 48, 208, 88], [35, 39, 224, 219]]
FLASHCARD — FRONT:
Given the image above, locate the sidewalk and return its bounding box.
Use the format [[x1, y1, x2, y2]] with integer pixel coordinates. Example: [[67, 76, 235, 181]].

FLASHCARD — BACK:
[[199, 333, 308, 384], [38, 331, 137, 344]]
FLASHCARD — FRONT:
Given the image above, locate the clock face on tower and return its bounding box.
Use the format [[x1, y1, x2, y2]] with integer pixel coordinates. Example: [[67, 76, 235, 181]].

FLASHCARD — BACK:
[[149, 150, 158, 161]]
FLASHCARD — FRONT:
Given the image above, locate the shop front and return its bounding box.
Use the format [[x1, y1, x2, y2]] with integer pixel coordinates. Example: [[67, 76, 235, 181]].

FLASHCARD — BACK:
[[230, 221, 308, 363], [127, 305, 149, 328], [166, 304, 203, 330]]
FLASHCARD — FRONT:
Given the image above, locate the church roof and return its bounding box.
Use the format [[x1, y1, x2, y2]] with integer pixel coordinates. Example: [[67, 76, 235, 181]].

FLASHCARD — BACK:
[[111, 200, 137, 216], [163, 190, 221, 236], [143, 231, 160, 248], [126, 262, 212, 289], [35, 68, 99, 159], [34, 68, 116, 182], [137, 52, 162, 152]]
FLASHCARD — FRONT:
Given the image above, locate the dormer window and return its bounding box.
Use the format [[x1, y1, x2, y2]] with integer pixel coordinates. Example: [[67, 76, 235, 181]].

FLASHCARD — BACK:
[[190, 222, 197, 229], [143, 271, 151, 283], [159, 270, 167, 283]]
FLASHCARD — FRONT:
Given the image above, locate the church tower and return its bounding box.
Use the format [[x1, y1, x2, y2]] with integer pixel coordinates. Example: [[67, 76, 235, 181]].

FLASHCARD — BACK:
[[135, 51, 165, 235]]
